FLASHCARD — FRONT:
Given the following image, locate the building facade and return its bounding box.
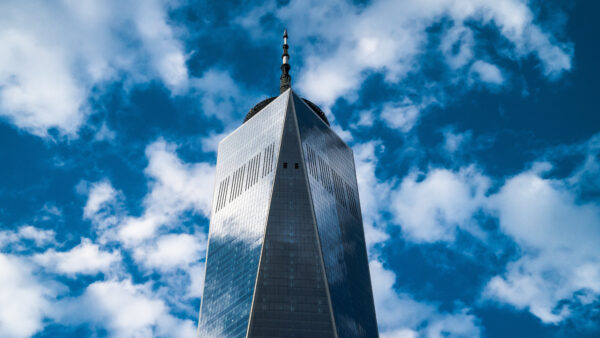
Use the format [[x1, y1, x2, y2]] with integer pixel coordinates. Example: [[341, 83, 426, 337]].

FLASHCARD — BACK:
[[197, 31, 378, 338]]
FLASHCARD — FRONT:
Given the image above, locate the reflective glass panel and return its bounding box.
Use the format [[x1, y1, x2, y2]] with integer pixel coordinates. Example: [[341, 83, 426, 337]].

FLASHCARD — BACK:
[[293, 92, 379, 338], [198, 91, 290, 338], [248, 96, 335, 337]]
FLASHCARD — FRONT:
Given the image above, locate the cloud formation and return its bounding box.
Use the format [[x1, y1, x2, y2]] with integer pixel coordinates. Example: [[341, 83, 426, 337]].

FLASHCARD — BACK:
[[238, 0, 573, 138], [0, 254, 54, 338], [0, 0, 591, 336], [384, 144, 600, 325], [246, 0, 572, 106], [0, 0, 188, 137], [118, 139, 214, 245], [0, 225, 55, 250], [353, 141, 392, 246], [54, 279, 196, 338], [390, 166, 489, 243], [34, 238, 121, 276], [370, 260, 481, 337], [470, 60, 505, 86], [0, 137, 215, 337], [484, 165, 600, 323], [133, 233, 206, 272]]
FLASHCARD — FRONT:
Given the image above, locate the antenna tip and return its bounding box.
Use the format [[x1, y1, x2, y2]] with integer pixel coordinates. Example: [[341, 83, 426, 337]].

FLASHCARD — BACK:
[[283, 29, 288, 38]]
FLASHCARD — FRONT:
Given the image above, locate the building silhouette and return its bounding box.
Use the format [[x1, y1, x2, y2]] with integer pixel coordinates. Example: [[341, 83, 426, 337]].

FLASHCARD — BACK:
[[197, 30, 379, 338]]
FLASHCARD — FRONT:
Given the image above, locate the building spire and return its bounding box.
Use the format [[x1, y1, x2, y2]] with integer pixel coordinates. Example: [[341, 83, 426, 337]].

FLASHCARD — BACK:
[[280, 29, 291, 93]]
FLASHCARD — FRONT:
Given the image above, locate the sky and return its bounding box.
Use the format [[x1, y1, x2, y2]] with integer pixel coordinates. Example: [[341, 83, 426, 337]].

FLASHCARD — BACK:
[[0, 0, 598, 337]]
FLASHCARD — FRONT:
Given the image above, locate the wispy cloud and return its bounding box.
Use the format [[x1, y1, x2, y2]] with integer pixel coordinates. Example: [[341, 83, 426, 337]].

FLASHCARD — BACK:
[[0, 225, 55, 250], [238, 0, 572, 135], [34, 238, 121, 276], [470, 60, 505, 86]]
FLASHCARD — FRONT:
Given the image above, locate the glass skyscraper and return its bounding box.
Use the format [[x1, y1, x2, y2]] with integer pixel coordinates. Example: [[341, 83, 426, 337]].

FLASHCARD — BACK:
[[197, 31, 378, 338]]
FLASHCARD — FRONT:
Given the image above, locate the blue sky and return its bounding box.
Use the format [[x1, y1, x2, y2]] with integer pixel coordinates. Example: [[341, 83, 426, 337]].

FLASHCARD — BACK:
[[0, 0, 598, 337]]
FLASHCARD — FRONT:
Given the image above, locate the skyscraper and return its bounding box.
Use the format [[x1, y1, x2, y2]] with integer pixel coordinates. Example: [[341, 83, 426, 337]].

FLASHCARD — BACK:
[[197, 30, 379, 338]]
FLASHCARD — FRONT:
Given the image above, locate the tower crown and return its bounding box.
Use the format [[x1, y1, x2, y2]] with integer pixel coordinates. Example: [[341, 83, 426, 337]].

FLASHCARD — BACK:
[[243, 29, 330, 126]]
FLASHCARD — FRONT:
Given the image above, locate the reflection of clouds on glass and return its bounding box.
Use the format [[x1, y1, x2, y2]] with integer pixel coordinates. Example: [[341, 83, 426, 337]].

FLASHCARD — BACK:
[[295, 93, 378, 336], [198, 91, 289, 337]]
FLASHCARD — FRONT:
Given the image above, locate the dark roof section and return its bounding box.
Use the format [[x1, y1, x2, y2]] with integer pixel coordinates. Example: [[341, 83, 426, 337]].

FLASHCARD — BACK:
[[243, 96, 330, 126], [243, 97, 276, 123], [302, 99, 330, 126]]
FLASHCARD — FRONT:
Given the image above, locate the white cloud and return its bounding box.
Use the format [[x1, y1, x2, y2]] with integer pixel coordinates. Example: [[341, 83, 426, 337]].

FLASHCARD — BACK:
[[380, 328, 418, 338], [41, 138, 215, 335], [389, 166, 490, 242], [81, 180, 123, 243], [520, 24, 573, 78], [94, 122, 117, 142], [441, 24, 474, 70], [566, 133, 600, 198], [0, 0, 188, 137], [380, 99, 426, 133], [385, 148, 600, 325], [187, 263, 206, 299], [331, 123, 354, 143], [371, 260, 433, 332], [17, 226, 56, 245], [0, 28, 86, 137], [442, 129, 472, 153], [423, 308, 482, 338], [191, 69, 243, 120], [200, 127, 235, 153], [84, 180, 118, 219], [133, 233, 206, 272], [370, 260, 481, 337], [483, 167, 600, 323], [470, 60, 505, 85], [54, 279, 195, 338], [353, 109, 375, 128], [0, 225, 55, 250], [0, 254, 54, 338], [74, 139, 214, 317], [34, 238, 121, 276], [239, 0, 572, 114], [353, 141, 391, 247], [118, 139, 215, 245], [143, 138, 214, 217]]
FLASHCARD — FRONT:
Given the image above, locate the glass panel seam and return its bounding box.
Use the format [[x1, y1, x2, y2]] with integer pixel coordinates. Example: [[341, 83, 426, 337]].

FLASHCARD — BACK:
[[245, 89, 291, 338], [198, 90, 290, 337], [290, 91, 339, 338], [196, 159, 220, 337]]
